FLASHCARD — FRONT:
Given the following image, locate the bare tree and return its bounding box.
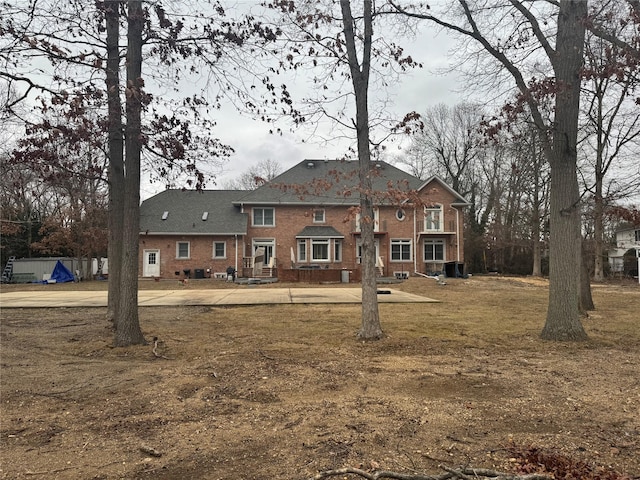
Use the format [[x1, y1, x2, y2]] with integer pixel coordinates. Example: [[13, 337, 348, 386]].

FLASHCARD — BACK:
[[398, 103, 484, 194], [1, 0, 284, 345], [263, 0, 423, 340], [581, 21, 640, 281], [339, 0, 383, 339], [393, 0, 589, 341], [223, 158, 283, 190]]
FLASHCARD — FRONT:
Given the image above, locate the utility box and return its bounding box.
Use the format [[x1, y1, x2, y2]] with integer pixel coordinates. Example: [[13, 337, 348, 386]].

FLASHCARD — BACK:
[[194, 269, 205, 279], [341, 270, 350, 283]]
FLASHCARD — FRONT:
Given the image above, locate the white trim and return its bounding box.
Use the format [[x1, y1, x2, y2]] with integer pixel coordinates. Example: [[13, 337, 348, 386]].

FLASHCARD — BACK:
[[252, 207, 275, 227], [424, 204, 443, 232], [143, 249, 160, 277], [176, 241, 190, 259], [311, 239, 330, 262], [213, 241, 226, 259], [312, 209, 326, 223], [424, 238, 446, 262], [390, 238, 412, 262]]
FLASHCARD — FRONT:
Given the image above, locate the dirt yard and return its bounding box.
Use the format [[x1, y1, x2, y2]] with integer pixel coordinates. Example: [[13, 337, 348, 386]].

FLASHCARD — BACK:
[[1, 276, 639, 479]]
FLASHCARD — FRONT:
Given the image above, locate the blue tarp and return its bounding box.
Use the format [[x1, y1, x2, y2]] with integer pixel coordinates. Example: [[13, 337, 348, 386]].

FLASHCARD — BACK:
[[50, 260, 74, 283]]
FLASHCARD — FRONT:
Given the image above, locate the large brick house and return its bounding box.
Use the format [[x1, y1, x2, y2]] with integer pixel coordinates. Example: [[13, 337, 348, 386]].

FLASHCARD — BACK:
[[139, 159, 470, 281]]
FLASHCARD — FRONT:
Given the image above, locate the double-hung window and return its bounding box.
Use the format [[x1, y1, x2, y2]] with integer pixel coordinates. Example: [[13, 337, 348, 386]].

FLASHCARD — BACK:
[[213, 241, 226, 259], [297, 239, 307, 262], [391, 239, 412, 261], [313, 209, 325, 223], [253, 207, 275, 227], [176, 241, 190, 259], [333, 239, 342, 262]]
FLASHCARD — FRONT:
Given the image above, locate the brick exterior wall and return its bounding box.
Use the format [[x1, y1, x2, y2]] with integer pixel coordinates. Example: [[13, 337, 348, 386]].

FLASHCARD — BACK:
[[139, 234, 242, 279], [139, 179, 465, 279]]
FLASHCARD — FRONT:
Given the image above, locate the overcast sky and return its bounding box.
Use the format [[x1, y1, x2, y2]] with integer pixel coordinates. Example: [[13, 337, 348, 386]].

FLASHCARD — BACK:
[[140, 11, 465, 198]]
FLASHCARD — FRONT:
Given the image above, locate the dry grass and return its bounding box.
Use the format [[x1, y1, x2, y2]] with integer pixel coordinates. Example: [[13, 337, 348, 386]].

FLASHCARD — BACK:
[[1, 275, 639, 480]]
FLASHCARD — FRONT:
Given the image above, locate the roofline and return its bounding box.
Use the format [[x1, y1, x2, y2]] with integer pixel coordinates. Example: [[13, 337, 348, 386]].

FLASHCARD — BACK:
[[140, 231, 247, 236], [417, 175, 471, 204], [295, 234, 345, 239], [616, 225, 640, 232], [232, 200, 360, 206]]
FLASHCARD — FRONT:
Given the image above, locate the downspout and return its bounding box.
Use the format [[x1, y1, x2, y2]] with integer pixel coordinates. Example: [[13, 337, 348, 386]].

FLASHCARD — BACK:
[[456, 208, 460, 262], [235, 234, 239, 275], [413, 205, 418, 275]]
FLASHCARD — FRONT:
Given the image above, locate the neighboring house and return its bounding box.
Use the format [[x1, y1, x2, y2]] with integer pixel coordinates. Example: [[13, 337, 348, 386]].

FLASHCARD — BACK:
[[608, 223, 640, 276], [139, 159, 470, 281]]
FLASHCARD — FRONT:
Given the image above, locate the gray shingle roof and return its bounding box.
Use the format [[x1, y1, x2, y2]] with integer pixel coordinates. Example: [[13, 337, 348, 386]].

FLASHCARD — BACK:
[[140, 190, 248, 235], [295, 226, 345, 238], [233, 159, 424, 206]]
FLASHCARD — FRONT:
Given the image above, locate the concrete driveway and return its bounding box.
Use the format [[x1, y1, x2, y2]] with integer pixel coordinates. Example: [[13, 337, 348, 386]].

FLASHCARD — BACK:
[[0, 287, 437, 308]]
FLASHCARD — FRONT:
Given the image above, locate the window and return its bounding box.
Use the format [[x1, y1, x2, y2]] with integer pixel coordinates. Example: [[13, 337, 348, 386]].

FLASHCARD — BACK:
[[635, 229, 640, 243], [424, 205, 442, 231], [253, 207, 274, 226], [424, 239, 445, 261], [147, 252, 157, 264], [356, 239, 380, 264], [297, 239, 307, 262], [311, 239, 330, 261], [253, 239, 275, 265], [176, 242, 190, 259], [313, 209, 325, 223], [356, 208, 379, 232], [334, 239, 342, 262], [391, 239, 412, 261], [396, 208, 406, 221], [213, 241, 226, 259]]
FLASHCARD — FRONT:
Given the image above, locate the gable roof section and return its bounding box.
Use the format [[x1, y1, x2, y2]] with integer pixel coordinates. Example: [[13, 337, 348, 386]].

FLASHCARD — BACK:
[[234, 159, 424, 206], [417, 176, 472, 206], [140, 190, 248, 235]]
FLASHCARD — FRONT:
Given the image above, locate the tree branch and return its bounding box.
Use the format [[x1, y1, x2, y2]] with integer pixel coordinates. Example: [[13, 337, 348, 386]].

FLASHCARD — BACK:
[[305, 466, 554, 480]]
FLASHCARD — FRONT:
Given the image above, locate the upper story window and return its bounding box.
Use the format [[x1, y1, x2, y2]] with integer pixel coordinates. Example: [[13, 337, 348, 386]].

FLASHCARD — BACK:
[[313, 209, 325, 223], [176, 241, 190, 259], [424, 205, 443, 232], [635, 229, 640, 243], [356, 208, 379, 232], [396, 208, 406, 221], [253, 207, 275, 227]]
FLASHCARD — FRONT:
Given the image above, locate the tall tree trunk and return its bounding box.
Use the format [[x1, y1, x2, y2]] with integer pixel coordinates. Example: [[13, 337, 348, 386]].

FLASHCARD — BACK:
[[541, 0, 588, 341], [593, 99, 605, 281], [340, 0, 383, 340], [531, 130, 542, 277], [580, 240, 595, 311], [104, 0, 124, 324], [114, 0, 145, 346]]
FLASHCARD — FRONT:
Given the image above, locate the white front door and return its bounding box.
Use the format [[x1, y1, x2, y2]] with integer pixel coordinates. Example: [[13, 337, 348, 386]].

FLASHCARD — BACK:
[[357, 238, 380, 264], [253, 239, 275, 266], [143, 249, 160, 277]]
